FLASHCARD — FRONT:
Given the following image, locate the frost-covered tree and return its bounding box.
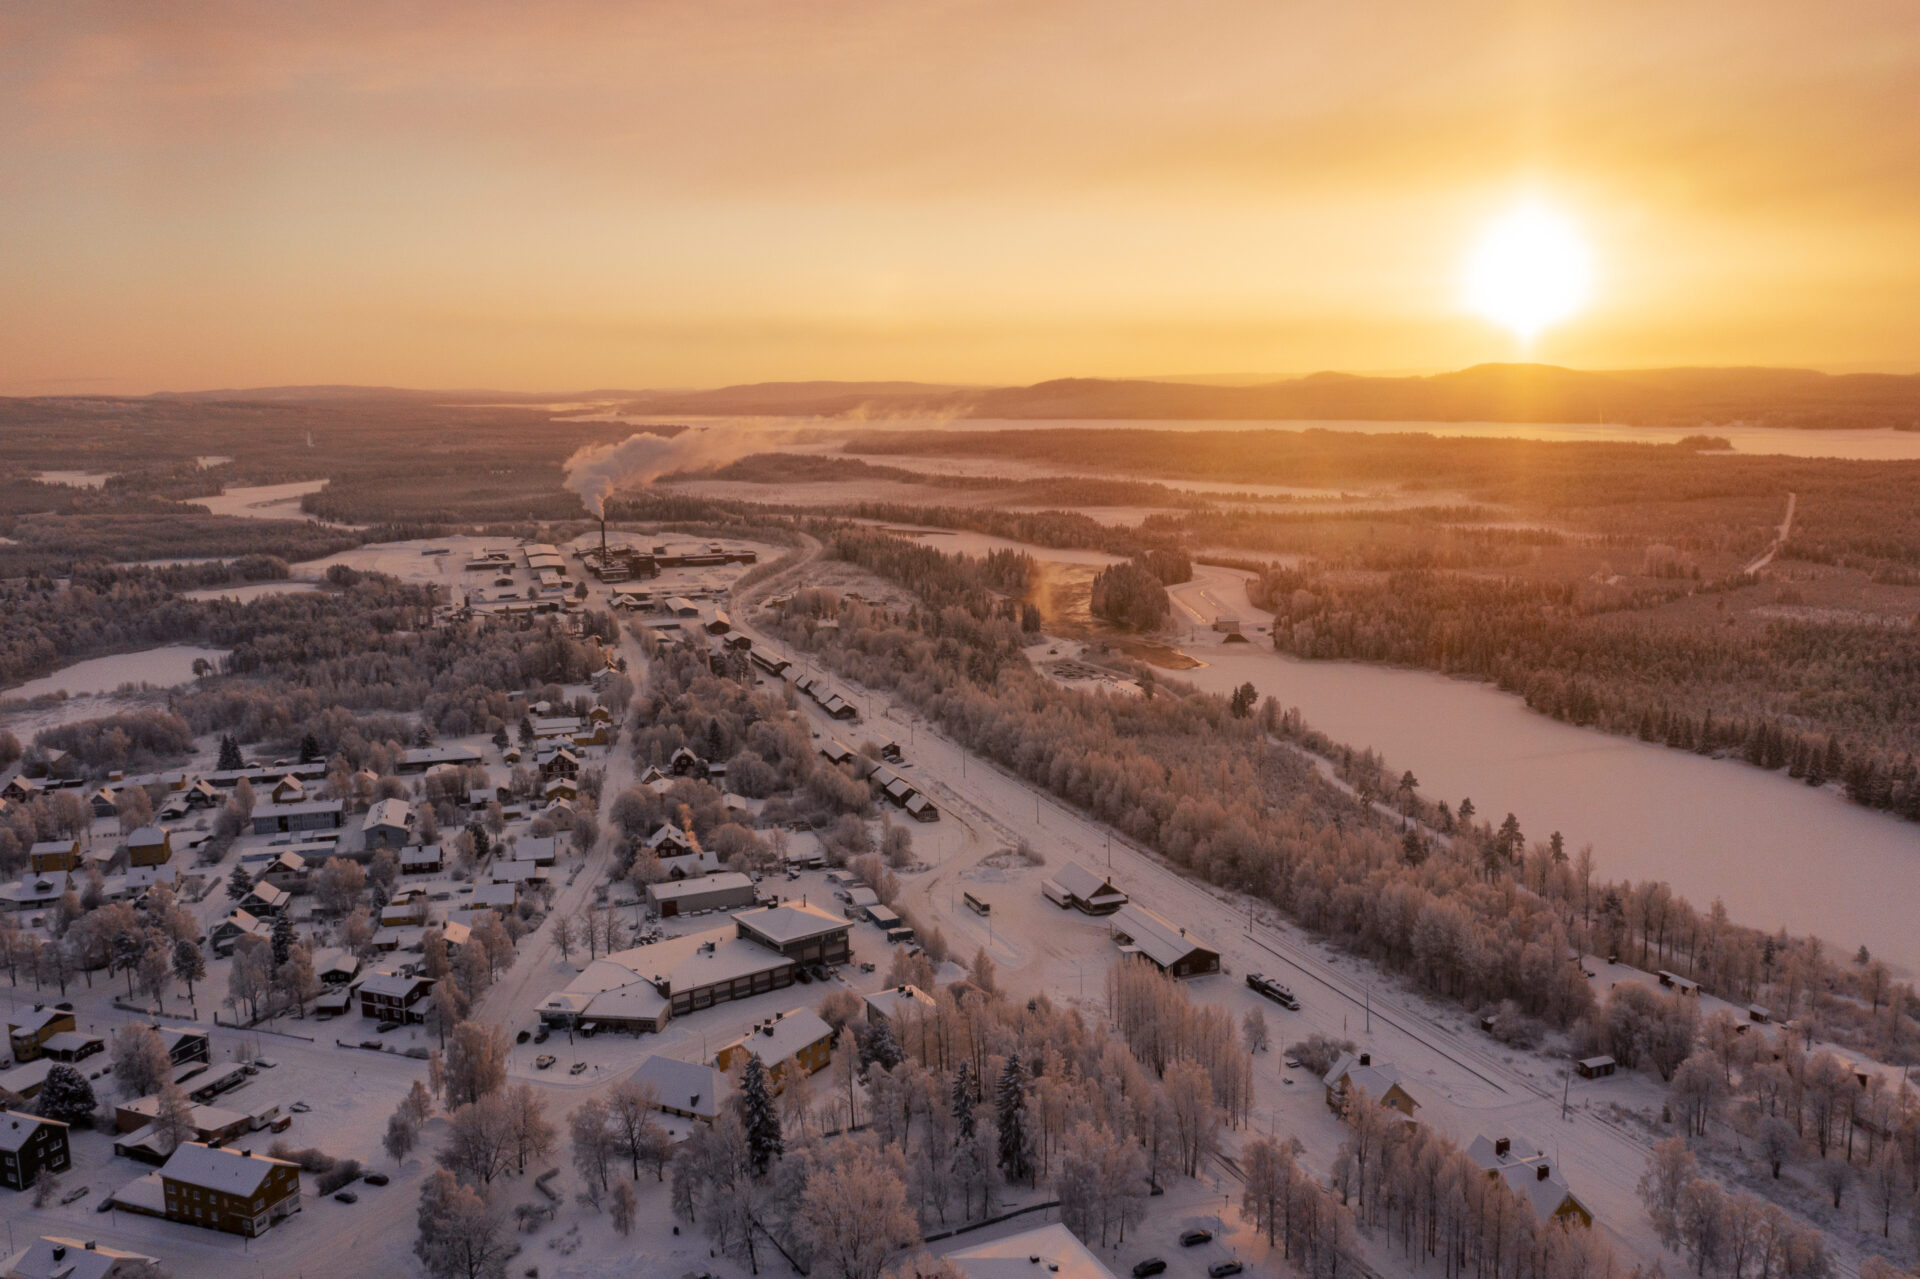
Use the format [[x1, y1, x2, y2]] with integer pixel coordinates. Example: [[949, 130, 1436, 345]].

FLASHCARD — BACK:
[[36, 1064, 97, 1126], [111, 1024, 173, 1099], [794, 1139, 921, 1279]]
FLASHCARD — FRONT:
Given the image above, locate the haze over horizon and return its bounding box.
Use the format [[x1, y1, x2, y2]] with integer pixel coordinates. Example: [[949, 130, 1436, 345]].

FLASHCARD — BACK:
[[5, 1, 1918, 394]]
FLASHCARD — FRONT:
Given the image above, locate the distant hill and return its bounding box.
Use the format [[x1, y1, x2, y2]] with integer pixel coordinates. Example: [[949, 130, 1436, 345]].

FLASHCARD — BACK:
[[133, 365, 1920, 430], [621, 366, 1920, 430]]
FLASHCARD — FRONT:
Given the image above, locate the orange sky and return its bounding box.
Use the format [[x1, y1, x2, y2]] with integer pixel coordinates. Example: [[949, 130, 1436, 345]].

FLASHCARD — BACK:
[[2, 1, 1917, 394]]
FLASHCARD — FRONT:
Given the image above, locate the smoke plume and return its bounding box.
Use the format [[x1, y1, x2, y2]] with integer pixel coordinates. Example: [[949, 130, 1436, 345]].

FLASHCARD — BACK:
[[562, 423, 809, 517]]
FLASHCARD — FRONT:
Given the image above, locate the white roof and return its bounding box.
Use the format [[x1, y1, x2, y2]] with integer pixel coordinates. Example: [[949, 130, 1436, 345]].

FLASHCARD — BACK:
[[541, 926, 795, 1022], [159, 1141, 296, 1196], [471, 882, 517, 907], [1465, 1133, 1587, 1220], [0, 1109, 64, 1152], [1109, 903, 1216, 970], [359, 970, 431, 999], [657, 849, 723, 877], [631, 1055, 729, 1120], [722, 1008, 832, 1068], [648, 872, 753, 902], [2, 1235, 157, 1279], [864, 984, 936, 1022], [126, 826, 169, 847], [9, 1007, 69, 1036], [1324, 1051, 1416, 1107], [364, 797, 413, 830], [1054, 861, 1125, 904], [946, 1223, 1116, 1279], [732, 900, 849, 946]]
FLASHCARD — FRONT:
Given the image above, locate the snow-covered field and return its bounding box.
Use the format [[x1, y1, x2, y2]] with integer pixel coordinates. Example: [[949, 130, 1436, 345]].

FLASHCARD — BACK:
[[193, 480, 329, 521], [4, 644, 226, 700], [182, 581, 320, 603], [1161, 564, 1920, 974]]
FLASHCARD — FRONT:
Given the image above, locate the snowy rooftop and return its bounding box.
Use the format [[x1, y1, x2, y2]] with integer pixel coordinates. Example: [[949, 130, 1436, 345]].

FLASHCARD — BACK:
[[648, 872, 753, 902], [2, 1235, 158, 1279], [359, 970, 432, 998], [364, 797, 412, 829], [946, 1223, 1116, 1279], [159, 1141, 297, 1195], [0, 1109, 64, 1152], [1324, 1051, 1416, 1108], [1053, 861, 1125, 904], [864, 984, 936, 1023], [8, 1006, 68, 1036], [631, 1054, 729, 1120], [721, 1008, 832, 1067], [731, 900, 849, 945], [1109, 903, 1215, 969]]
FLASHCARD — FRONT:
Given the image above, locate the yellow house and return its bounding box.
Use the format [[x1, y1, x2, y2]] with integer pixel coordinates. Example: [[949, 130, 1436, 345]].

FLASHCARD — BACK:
[[28, 840, 79, 875], [715, 1009, 833, 1093], [1467, 1135, 1593, 1227], [1323, 1052, 1420, 1118], [127, 827, 174, 868]]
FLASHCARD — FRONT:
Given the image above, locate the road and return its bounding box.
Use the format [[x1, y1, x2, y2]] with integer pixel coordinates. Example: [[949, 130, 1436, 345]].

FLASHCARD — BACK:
[[1742, 491, 1797, 576]]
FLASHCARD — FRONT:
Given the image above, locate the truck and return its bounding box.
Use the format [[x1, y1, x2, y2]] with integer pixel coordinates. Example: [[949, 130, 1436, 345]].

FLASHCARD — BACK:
[[1246, 973, 1301, 1010], [1040, 878, 1071, 909]]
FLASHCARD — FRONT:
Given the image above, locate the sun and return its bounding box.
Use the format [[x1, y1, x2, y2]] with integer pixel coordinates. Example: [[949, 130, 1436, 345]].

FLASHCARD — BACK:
[[1462, 202, 1593, 343]]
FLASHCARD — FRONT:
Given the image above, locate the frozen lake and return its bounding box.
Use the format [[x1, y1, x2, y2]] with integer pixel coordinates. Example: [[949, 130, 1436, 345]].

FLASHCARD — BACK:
[[1150, 567, 1920, 973], [3, 644, 226, 700]]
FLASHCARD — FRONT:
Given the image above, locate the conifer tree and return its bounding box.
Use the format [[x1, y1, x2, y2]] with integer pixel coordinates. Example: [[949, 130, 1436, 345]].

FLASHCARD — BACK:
[[271, 912, 295, 966], [995, 1053, 1033, 1184], [227, 864, 253, 903], [740, 1056, 781, 1175], [952, 1061, 976, 1142], [217, 735, 244, 772], [36, 1064, 97, 1127]]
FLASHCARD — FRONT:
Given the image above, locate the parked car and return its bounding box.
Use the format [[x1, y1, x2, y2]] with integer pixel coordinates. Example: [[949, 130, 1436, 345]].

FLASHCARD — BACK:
[[254, 1058, 278, 1069], [1131, 1261, 1168, 1277], [364, 1173, 389, 1186], [535, 1054, 556, 1070], [533, 1029, 550, 1044], [1208, 1263, 1243, 1278], [334, 1191, 358, 1204], [359, 1040, 384, 1050], [377, 1021, 400, 1033], [60, 1186, 89, 1206], [290, 1102, 312, 1114], [516, 1030, 531, 1044], [1180, 1229, 1213, 1247], [570, 1061, 588, 1075]]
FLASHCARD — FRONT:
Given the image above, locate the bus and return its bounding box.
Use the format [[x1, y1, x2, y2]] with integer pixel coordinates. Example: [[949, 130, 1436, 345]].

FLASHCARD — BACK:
[[963, 891, 991, 917]]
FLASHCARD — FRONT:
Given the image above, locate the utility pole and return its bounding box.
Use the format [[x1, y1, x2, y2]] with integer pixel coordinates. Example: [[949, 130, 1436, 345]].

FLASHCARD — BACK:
[[1562, 1067, 1572, 1122]]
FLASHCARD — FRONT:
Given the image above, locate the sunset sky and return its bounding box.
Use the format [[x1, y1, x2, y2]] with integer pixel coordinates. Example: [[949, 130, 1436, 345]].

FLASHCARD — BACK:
[[3, 1, 1917, 394]]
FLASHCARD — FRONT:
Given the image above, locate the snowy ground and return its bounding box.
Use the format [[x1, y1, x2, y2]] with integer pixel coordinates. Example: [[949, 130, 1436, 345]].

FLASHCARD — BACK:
[[193, 481, 330, 522], [720, 553, 1697, 1276], [4, 645, 228, 701]]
